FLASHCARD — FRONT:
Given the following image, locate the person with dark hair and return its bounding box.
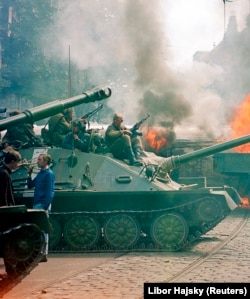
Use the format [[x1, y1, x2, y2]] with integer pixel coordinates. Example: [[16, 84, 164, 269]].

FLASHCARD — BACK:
[[62, 119, 90, 152], [0, 150, 22, 206], [0, 149, 22, 276], [27, 153, 55, 261], [48, 108, 74, 147], [105, 113, 143, 166]]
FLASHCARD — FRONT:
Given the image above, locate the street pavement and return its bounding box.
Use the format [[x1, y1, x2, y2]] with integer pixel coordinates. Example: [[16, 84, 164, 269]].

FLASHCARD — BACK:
[[1, 207, 250, 299]]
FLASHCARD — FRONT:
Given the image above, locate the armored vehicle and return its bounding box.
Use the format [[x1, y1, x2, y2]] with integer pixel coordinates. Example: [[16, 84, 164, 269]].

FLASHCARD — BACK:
[[0, 205, 50, 295], [154, 138, 250, 204], [1, 86, 250, 253]]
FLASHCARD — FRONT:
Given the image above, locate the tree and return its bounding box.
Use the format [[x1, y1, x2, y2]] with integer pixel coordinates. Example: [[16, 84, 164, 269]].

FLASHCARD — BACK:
[[0, 0, 68, 108]]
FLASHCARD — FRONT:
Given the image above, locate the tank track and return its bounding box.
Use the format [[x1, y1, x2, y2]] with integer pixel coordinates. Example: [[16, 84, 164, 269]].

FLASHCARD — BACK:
[[0, 224, 46, 297], [49, 196, 230, 253]]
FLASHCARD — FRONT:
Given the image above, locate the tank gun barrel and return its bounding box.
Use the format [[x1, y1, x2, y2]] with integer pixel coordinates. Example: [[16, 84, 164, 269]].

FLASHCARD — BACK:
[[0, 85, 111, 131], [160, 134, 250, 173]]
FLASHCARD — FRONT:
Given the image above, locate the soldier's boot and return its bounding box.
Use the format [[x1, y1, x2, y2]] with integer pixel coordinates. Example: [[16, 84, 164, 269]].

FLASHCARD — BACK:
[[134, 146, 147, 160], [125, 146, 142, 166]]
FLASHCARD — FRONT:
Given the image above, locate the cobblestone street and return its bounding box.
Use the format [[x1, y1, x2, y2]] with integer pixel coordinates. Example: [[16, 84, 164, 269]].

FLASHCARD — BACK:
[[1, 207, 249, 299]]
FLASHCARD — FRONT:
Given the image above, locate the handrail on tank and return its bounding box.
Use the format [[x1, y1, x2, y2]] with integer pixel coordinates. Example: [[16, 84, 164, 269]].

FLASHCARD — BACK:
[[160, 134, 250, 173], [0, 85, 111, 131]]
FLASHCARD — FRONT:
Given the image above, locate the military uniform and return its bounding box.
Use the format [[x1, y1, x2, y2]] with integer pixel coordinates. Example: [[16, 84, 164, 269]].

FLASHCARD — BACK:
[[105, 123, 140, 157], [48, 110, 73, 147], [2, 122, 43, 149], [62, 119, 90, 152], [2, 110, 43, 149], [105, 113, 143, 165]]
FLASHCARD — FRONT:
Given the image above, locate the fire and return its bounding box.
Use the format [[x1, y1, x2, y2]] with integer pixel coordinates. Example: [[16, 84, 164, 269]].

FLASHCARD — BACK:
[[144, 125, 176, 155], [241, 197, 249, 206], [230, 95, 250, 207], [231, 94, 250, 153], [146, 128, 169, 152]]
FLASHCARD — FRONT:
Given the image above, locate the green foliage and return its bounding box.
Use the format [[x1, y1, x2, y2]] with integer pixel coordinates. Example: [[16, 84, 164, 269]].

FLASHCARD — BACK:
[[0, 0, 68, 105]]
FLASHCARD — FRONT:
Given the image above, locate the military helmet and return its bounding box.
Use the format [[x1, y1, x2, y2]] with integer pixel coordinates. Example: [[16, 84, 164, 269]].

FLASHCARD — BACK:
[[63, 108, 73, 116], [72, 119, 84, 130]]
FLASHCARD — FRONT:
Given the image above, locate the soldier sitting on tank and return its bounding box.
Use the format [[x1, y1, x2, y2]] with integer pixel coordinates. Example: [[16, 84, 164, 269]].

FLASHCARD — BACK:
[[61, 119, 90, 152], [47, 108, 74, 147], [105, 112, 144, 166], [1, 110, 43, 150]]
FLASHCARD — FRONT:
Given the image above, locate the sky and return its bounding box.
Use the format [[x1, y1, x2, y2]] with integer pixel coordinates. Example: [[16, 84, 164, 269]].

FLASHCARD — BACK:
[[165, 0, 249, 68], [43, 0, 250, 140]]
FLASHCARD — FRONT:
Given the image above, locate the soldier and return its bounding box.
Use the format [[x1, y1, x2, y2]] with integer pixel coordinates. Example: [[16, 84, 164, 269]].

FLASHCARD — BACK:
[[48, 108, 74, 147], [1, 110, 43, 149], [62, 119, 90, 152], [105, 113, 144, 166]]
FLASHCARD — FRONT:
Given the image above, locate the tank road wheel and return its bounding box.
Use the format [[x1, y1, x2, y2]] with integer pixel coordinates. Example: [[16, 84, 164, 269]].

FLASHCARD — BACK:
[[196, 197, 221, 222], [48, 216, 62, 250], [103, 214, 140, 249], [150, 213, 188, 251], [3, 224, 45, 276], [63, 216, 100, 249]]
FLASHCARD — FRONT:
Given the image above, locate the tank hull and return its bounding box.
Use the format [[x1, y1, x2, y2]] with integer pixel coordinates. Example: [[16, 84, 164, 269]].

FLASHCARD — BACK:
[[12, 147, 242, 252]]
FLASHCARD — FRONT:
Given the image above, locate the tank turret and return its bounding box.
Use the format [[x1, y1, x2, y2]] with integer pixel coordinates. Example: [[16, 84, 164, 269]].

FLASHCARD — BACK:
[[0, 85, 111, 131]]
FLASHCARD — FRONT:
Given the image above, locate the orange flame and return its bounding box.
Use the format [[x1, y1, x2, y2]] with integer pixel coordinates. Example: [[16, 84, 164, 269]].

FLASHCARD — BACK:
[[145, 128, 169, 152], [231, 95, 250, 207], [241, 197, 249, 206], [231, 94, 250, 153]]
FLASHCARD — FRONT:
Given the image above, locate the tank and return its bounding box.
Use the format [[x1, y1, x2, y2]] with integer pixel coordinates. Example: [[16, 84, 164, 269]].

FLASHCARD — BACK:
[[1, 86, 250, 253], [155, 138, 250, 204], [0, 205, 50, 293]]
